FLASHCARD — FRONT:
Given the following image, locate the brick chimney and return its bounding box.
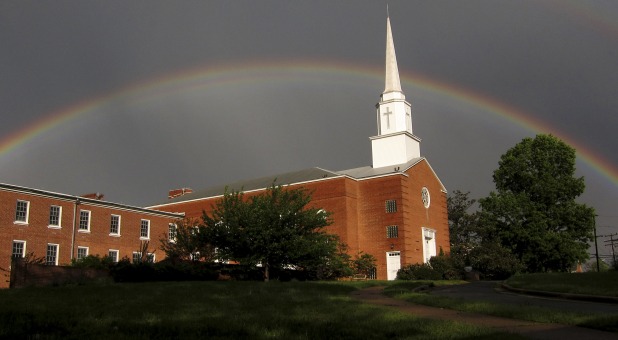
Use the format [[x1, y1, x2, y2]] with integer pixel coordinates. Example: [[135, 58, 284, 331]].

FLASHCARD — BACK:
[[168, 188, 193, 199], [81, 193, 104, 200]]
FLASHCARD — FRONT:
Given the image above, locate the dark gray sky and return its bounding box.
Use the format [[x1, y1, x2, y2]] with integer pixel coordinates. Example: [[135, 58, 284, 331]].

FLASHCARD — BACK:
[[1, 1, 617, 248]]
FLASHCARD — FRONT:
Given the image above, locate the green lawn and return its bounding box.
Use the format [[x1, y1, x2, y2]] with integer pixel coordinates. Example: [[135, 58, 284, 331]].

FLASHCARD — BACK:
[[0, 281, 522, 339]]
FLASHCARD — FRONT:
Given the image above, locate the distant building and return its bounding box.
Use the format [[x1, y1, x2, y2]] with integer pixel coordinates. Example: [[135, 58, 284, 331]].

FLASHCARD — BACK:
[[150, 16, 450, 280], [0, 183, 183, 288]]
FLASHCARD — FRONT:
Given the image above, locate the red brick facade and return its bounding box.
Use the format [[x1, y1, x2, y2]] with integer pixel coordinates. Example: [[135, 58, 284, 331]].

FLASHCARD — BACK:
[[152, 159, 450, 280], [0, 184, 183, 288]]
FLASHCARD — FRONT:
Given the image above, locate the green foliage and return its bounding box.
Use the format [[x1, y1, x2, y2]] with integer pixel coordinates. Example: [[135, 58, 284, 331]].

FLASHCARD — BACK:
[[467, 242, 523, 280], [480, 134, 596, 273], [352, 252, 377, 277], [159, 218, 216, 262], [71, 254, 114, 270], [397, 263, 443, 280], [429, 253, 463, 280], [203, 183, 348, 281], [109, 258, 219, 282]]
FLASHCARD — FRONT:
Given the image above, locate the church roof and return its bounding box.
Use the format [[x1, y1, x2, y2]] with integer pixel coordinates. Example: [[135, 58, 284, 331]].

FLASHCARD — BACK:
[[159, 167, 342, 205], [152, 157, 447, 208]]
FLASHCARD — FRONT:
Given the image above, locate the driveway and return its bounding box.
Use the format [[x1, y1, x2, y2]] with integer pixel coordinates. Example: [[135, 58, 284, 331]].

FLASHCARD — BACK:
[[429, 281, 618, 315]]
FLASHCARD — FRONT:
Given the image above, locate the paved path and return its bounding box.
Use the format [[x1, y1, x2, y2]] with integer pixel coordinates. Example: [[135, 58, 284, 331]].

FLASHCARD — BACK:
[[351, 286, 618, 339], [432, 281, 618, 314]]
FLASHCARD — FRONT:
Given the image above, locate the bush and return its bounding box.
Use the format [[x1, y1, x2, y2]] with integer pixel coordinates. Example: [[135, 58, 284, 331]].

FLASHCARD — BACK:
[[397, 263, 442, 280], [71, 255, 114, 270], [429, 254, 463, 280], [468, 243, 523, 280]]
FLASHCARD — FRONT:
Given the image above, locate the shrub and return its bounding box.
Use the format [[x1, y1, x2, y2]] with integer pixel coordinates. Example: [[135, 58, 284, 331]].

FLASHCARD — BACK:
[[397, 263, 442, 280]]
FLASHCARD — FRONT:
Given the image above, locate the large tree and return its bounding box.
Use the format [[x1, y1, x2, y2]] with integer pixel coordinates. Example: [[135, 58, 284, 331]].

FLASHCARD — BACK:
[[203, 184, 349, 281], [480, 134, 596, 272], [448, 190, 522, 279]]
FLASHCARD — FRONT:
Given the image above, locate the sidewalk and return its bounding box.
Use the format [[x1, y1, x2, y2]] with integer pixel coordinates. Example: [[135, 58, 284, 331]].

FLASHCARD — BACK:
[[350, 286, 618, 340]]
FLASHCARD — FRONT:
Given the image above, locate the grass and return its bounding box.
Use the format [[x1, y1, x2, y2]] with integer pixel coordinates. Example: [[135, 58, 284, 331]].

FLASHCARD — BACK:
[[505, 271, 618, 296], [0, 280, 523, 339], [384, 274, 618, 333]]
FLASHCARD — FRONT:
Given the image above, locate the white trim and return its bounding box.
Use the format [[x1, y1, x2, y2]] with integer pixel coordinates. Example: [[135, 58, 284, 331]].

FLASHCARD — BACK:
[[14, 200, 30, 225], [140, 219, 150, 239], [0, 183, 184, 219], [77, 246, 89, 260], [109, 214, 121, 236], [12, 240, 27, 258], [46, 243, 59, 266], [78, 210, 91, 232], [108, 249, 119, 263], [48, 205, 62, 228]]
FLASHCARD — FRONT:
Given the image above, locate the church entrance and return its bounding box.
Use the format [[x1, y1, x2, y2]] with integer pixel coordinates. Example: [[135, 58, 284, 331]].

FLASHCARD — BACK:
[[423, 228, 437, 263], [386, 251, 401, 280]]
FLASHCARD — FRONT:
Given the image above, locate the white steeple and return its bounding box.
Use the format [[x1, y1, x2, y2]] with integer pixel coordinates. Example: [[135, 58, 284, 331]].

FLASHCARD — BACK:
[[371, 14, 421, 169]]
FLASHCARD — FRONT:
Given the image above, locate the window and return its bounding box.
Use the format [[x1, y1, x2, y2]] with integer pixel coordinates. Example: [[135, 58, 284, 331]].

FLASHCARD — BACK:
[[385, 200, 397, 213], [77, 246, 89, 260], [108, 250, 119, 263], [12, 241, 26, 258], [132, 251, 155, 264], [168, 223, 177, 243], [386, 225, 398, 238], [49, 205, 62, 227], [15, 200, 29, 223], [132, 252, 141, 263], [46, 244, 59, 266], [110, 215, 121, 235], [140, 219, 150, 239], [79, 210, 91, 231]]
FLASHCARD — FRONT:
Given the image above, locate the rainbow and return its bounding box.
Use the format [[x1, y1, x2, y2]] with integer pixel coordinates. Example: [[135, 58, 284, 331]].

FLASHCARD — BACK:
[[1, 60, 617, 187]]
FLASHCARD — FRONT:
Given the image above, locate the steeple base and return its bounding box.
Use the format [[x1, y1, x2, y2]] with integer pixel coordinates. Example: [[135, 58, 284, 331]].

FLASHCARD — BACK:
[[371, 132, 421, 168]]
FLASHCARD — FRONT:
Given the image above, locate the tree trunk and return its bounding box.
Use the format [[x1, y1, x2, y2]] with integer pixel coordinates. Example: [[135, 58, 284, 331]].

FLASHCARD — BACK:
[[264, 262, 270, 282]]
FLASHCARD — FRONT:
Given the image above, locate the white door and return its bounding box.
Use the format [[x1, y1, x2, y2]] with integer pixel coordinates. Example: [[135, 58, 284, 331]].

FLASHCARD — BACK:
[[386, 251, 401, 280]]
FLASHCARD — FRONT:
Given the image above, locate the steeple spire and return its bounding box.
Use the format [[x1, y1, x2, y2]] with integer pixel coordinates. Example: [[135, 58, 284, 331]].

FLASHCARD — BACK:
[[384, 15, 402, 93], [371, 14, 421, 169]]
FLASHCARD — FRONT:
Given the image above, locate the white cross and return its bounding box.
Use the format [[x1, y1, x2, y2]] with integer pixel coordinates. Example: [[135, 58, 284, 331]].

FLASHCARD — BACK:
[[383, 107, 393, 129]]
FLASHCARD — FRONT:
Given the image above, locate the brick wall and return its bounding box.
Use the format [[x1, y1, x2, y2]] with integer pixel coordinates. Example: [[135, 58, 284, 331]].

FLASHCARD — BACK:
[[153, 159, 450, 281], [9, 257, 110, 288], [0, 186, 182, 288]]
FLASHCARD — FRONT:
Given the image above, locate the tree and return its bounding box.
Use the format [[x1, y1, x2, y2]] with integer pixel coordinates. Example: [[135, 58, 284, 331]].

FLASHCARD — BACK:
[[480, 134, 596, 272], [351, 252, 376, 277], [203, 184, 347, 281], [447, 190, 480, 267], [160, 218, 216, 262]]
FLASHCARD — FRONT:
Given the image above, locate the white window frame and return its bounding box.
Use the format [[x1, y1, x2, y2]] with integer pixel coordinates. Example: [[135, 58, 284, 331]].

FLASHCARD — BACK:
[[77, 246, 89, 260], [108, 249, 119, 263], [48, 205, 62, 228], [46, 243, 59, 266], [79, 210, 91, 232], [110, 214, 121, 236], [14, 200, 30, 224], [12, 240, 26, 258], [168, 223, 177, 243], [140, 219, 150, 240]]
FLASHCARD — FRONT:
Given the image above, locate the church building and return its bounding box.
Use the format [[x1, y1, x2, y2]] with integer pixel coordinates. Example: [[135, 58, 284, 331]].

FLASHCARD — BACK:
[[150, 16, 450, 280]]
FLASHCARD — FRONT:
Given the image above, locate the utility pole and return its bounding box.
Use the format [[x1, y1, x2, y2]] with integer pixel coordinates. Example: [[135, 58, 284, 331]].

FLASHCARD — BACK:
[[604, 233, 618, 266], [594, 226, 600, 272]]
